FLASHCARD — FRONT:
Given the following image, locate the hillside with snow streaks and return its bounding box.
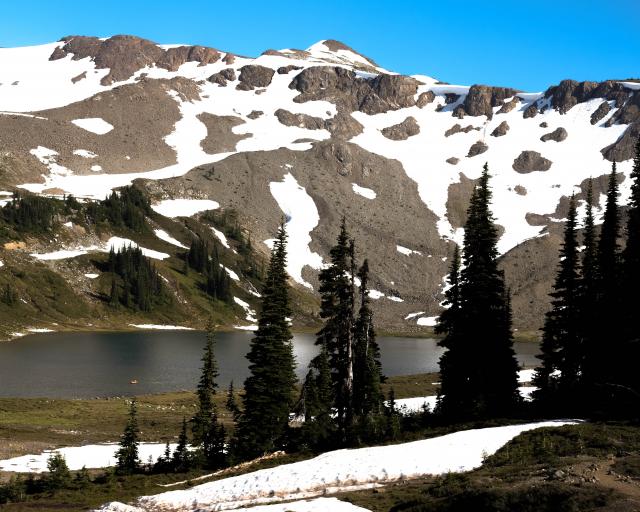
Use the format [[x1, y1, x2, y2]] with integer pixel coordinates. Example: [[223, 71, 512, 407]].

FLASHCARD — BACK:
[[99, 421, 575, 511], [0, 35, 638, 331]]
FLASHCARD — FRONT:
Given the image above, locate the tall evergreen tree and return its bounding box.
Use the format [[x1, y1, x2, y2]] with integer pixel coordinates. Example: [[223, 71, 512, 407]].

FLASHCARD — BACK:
[[315, 218, 356, 441], [436, 163, 520, 420], [234, 224, 297, 460], [115, 400, 140, 474], [621, 137, 640, 394], [352, 259, 383, 419], [191, 323, 226, 469], [586, 164, 622, 395], [533, 195, 581, 411], [173, 417, 191, 472], [300, 342, 334, 448]]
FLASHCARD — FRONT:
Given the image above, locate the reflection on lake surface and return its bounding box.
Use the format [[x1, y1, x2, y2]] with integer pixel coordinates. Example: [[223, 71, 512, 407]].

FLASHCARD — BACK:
[[0, 330, 540, 398]]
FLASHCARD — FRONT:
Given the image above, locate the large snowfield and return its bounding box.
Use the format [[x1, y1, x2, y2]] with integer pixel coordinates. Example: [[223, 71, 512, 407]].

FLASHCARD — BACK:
[[92, 420, 575, 511]]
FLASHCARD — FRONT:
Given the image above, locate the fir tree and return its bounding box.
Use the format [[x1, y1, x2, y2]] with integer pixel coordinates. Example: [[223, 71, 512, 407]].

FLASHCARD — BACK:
[[621, 137, 640, 395], [586, 163, 622, 397], [436, 164, 520, 420], [115, 400, 140, 474], [234, 224, 297, 460], [533, 195, 581, 412], [45, 453, 71, 491], [191, 323, 226, 469], [315, 218, 356, 441], [352, 259, 383, 419], [172, 417, 191, 472], [226, 381, 240, 422], [301, 342, 334, 448]]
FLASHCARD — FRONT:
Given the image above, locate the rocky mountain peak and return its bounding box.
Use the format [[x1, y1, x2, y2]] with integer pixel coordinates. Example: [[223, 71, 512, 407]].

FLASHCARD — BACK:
[[50, 34, 222, 85]]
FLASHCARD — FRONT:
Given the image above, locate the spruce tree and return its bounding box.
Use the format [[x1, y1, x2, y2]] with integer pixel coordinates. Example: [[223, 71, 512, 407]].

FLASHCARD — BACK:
[[234, 224, 297, 460], [316, 218, 356, 441], [191, 323, 226, 469], [436, 163, 520, 420], [115, 400, 140, 474], [621, 137, 640, 394], [173, 417, 191, 472], [353, 259, 383, 419], [533, 195, 581, 412], [589, 163, 621, 394], [301, 342, 334, 448]]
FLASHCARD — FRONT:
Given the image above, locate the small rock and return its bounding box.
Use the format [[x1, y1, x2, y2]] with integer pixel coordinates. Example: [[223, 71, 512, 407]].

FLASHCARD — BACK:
[[491, 121, 510, 137], [467, 140, 489, 158], [540, 127, 568, 142]]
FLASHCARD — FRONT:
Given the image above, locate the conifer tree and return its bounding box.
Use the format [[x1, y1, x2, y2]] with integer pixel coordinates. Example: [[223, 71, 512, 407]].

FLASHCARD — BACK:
[[301, 342, 334, 448], [173, 417, 191, 472], [225, 380, 240, 422], [534, 195, 581, 411], [316, 218, 356, 441], [191, 323, 226, 469], [234, 224, 296, 460], [586, 163, 622, 394], [115, 400, 140, 474], [353, 259, 383, 419], [436, 164, 520, 420], [621, 137, 640, 392]]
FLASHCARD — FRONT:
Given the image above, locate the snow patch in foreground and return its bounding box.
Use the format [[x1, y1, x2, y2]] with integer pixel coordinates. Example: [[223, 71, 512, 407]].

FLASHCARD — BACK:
[[268, 172, 323, 288], [151, 199, 219, 218], [125, 421, 576, 511], [71, 117, 114, 135], [352, 183, 377, 199], [0, 443, 176, 473]]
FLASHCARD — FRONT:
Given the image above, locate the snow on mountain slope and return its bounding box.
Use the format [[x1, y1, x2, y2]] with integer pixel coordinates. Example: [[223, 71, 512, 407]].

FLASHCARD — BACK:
[[100, 421, 575, 511], [0, 34, 638, 330]]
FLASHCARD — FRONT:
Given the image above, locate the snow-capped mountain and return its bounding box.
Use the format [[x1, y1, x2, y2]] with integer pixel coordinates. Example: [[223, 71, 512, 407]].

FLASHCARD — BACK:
[[0, 35, 638, 333]]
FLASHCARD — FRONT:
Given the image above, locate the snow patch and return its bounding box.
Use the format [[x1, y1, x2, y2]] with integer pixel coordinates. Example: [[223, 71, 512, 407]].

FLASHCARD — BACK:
[[269, 173, 324, 288], [71, 117, 114, 135], [73, 149, 97, 158], [151, 199, 219, 218], [397, 245, 422, 256], [154, 229, 187, 249], [131, 421, 577, 511], [352, 183, 377, 199], [417, 316, 438, 327], [1, 444, 177, 473], [130, 324, 193, 331], [211, 227, 230, 248]]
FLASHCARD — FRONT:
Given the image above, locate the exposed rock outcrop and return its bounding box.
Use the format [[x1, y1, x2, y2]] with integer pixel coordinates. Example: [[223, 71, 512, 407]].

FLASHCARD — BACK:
[[540, 127, 568, 142], [416, 91, 436, 108], [275, 109, 325, 130], [381, 116, 420, 140], [467, 141, 488, 158], [445, 124, 478, 137], [446, 157, 460, 165], [461, 85, 519, 119], [491, 121, 510, 137], [513, 151, 553, 173], [544, 79, 631, 114], [208, 68, 236, 86], [591, 101, 611, 125], [523, 104, 538, 118], [289, 66, 420, 114], [277, 65, 302, 74], [237, 65, 275, 90], [50, 35, 221, 85], [497, 97, 519, 114], [247, 110, 263, 119]]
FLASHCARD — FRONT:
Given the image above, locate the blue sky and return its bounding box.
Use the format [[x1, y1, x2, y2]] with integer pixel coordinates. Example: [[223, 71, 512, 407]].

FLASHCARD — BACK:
[[1, 0, 638, 91]]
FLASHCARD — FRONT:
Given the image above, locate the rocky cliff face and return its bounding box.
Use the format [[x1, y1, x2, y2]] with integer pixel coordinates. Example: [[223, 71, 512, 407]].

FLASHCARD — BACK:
[[0, 36, 638, 336]]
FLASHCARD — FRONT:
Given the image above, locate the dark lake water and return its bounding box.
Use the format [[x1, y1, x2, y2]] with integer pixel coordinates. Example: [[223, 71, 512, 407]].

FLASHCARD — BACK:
[[0, 331, 541, 398]]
